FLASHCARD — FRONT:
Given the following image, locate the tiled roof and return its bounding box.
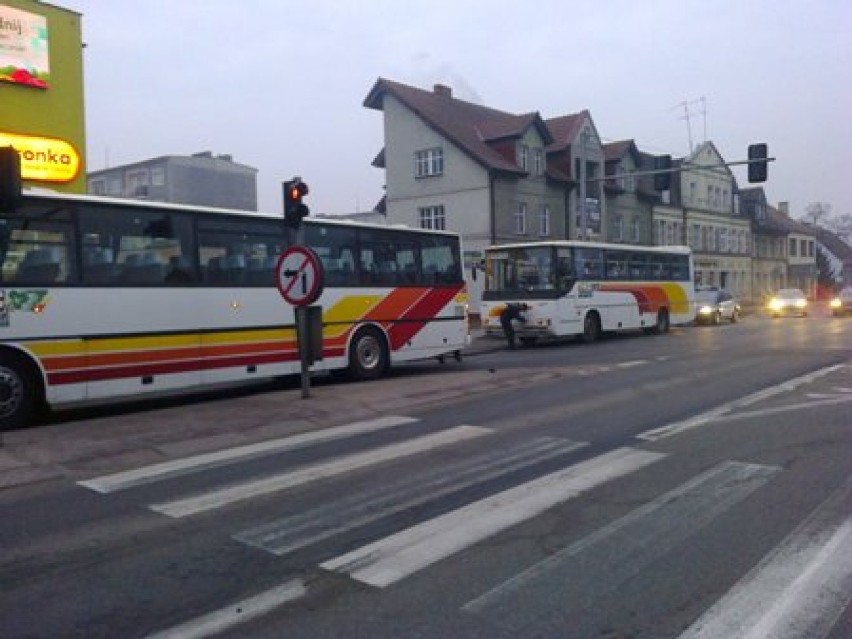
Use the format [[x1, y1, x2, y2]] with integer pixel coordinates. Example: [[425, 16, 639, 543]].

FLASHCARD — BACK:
[[812, 225, 852, 259], [765, 206, 815, 235], [364, 78, 553, 175], [545, 111, 589, 151], [371, 148, 385, 169], [603, 140, 636, 163]]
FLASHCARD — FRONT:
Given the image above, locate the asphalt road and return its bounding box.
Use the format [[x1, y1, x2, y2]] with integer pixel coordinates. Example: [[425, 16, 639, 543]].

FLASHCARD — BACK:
[[2, 308, 852, 639]]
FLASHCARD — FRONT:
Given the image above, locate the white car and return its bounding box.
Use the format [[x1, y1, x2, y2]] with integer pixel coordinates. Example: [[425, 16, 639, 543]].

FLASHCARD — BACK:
[[830, 287, 852, 317], [767, 288, 808, 318]]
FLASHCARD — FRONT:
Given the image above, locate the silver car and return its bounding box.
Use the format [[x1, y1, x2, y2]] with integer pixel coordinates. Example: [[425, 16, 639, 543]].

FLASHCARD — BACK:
[[695, 288, 741, 324]]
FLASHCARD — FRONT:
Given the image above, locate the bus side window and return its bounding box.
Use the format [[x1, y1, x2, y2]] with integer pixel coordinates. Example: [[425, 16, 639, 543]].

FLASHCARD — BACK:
[[628, 254, 649, 279]]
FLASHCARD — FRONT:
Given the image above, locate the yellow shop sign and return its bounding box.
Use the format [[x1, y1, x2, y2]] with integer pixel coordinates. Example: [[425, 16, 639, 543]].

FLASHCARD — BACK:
[[0, 132, 81, 183]]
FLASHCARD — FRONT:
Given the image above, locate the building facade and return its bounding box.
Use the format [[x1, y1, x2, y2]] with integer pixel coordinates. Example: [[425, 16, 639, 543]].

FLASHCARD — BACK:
[[655, 142, 752, 299], [364, 79, 571, 311], [87, 151, 258, 211], [602, 140, 658, 246], [366, 77, 815, 308], [0, 1, 86, 193]]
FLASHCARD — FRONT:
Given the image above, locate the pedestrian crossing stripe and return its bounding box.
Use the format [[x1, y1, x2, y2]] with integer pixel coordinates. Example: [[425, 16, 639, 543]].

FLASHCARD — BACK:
[[320, 447, 665, 587]]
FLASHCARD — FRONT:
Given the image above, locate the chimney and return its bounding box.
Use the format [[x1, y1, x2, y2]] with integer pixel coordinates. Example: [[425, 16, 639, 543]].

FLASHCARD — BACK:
[[778, 201, 789, 216], [434, 84, 452, 98]]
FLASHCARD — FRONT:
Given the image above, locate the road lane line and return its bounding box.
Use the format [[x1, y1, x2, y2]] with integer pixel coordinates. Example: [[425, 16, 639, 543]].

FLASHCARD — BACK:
[[638, 364, 846, 441], [235, 437, 588, 556], [320, 447, 665, 588], [677, 477, 852, 639], [144, 579, 306, 639], [149, 425, 491, 518], [464, 461, 778, 622], [78, 415, 419, 493]]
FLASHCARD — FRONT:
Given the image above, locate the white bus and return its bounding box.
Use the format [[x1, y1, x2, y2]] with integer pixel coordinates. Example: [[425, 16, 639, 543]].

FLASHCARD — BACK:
[[0, 191, 468, 430], [480, 241, 695, 345]]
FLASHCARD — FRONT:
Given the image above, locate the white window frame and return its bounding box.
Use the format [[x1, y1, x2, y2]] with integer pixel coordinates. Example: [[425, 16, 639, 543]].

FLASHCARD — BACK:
[[515, 202, 527, 235], [538, 205, 550, 237], [613, 214, 624, 242], [415, 148, 444, 178], [518, 144, 529, 171], [533, 148, 543, 175], [418, 205, 446, 230]]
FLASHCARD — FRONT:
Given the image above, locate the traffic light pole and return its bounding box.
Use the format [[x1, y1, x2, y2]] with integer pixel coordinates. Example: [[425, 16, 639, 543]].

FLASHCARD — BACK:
[[583, 156, 776, 183]]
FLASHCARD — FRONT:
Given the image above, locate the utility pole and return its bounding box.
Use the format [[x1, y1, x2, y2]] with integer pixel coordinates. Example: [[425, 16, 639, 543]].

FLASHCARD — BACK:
[[579, 128, 589, 240]]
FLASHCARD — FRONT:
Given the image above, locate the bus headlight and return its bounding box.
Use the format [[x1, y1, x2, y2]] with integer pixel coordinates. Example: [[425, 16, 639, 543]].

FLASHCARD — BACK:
[[698, 305, 714, 315], [830, 297, 841, 309]]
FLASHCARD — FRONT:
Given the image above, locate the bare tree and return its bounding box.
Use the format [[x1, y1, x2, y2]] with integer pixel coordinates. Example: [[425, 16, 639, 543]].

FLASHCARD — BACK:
[[831, 213, 852, 243], [804, 201, 832, 227]]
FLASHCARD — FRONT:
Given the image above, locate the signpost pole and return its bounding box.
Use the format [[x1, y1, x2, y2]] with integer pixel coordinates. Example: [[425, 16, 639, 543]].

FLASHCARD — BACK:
[[275, 245, 325, 401], [295, 306, 311, 398]]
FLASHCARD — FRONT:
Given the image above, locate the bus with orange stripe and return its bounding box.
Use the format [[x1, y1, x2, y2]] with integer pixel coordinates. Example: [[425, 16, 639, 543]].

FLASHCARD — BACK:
[[0, 191, 468, 430], [480, 241, 695, 345]]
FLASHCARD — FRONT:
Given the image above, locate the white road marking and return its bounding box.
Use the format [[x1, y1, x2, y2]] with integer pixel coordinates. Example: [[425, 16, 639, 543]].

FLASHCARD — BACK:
[[617, 359, 648, 369], [678, 477, 852, 639], [320, 447, 665, 588], [235, 437, 588, 556], [149, 425, 491, 518], [144, 579, 306, 639], [464, 461, 778, 619], [638, 364, 846, 441], [79, 415, 419, 493]]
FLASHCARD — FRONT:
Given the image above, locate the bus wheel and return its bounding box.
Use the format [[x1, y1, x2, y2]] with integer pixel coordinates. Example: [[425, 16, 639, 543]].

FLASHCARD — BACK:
[[582, 312, 601, 343], [0, 355, 37, 432], [348, 327, 389, 381], [654, 309, 670, 334]]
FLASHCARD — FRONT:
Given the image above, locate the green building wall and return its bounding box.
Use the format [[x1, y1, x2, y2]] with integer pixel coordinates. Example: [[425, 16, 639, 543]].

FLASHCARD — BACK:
[[0, 0, 85, 193]]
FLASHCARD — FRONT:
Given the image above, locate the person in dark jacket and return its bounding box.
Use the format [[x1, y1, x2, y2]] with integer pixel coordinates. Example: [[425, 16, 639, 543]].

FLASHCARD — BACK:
[[499, 302, 529, 349]]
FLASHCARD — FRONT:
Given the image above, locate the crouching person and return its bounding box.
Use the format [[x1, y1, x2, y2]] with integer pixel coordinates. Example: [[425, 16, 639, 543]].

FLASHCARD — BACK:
[[499, 302, 529, 349]]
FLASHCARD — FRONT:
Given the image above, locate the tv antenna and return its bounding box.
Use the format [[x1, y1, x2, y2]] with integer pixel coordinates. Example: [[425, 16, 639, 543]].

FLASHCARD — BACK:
[[672, 97, 707, 152]]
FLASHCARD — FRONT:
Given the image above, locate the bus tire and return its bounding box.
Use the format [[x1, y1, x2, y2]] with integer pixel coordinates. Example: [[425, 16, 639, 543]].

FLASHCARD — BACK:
[[0, 352, 40, 432], [582, 312, 601, 343], [348, 327, 389, 381], [653, 308, 670, 334]]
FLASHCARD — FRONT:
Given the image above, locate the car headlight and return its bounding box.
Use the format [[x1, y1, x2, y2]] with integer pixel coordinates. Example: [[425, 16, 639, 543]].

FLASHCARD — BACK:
[[768, 299, 782, 311], [795, 299, 807, 308], [830, 298, 841, 308], [698, 305, 714, 315]]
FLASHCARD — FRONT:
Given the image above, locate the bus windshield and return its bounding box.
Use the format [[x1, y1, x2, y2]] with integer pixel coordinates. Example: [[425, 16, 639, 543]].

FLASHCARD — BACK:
[[485, 246, 574, 299]]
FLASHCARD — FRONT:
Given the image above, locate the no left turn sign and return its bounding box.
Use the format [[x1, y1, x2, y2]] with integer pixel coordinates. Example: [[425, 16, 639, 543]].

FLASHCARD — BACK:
[[275, 246, 325, 306]]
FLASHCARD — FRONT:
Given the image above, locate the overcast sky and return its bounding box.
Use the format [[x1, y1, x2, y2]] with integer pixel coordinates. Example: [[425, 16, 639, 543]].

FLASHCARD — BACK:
[[61, 0, 851, 220]]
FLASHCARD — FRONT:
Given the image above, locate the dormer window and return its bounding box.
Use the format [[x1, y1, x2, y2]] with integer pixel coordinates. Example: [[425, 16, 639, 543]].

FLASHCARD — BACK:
[[415, 148, 443, 178], [518, 144, 529, 171], [533, 148, 543, 175]]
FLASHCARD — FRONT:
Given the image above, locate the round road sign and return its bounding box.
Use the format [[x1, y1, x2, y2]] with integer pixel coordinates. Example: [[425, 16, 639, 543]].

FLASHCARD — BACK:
[[275, 246, 324, 306]]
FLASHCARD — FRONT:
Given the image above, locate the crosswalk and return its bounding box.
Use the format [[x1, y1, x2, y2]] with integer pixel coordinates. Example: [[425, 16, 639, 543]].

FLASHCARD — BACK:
[[74, 413, 852, 639]]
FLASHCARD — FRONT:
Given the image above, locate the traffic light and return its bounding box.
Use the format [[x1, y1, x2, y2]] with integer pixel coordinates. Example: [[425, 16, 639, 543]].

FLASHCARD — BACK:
[[283, 177, 309, 228], [748, 143, 768, 183], [653, 154, 672, 191], [0, 146, 22, 211]]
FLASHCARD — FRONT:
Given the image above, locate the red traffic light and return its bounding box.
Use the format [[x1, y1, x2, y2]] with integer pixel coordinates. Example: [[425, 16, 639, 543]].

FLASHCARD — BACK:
[[283, 178, 310, 228], [288, 181, 308, 202]]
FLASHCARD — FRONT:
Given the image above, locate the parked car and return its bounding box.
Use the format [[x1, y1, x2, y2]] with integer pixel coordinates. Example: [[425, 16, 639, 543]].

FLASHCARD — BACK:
[[695, 288, 741, 324], [767, 288, 808, 317], [829, 287, 852, 316]]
